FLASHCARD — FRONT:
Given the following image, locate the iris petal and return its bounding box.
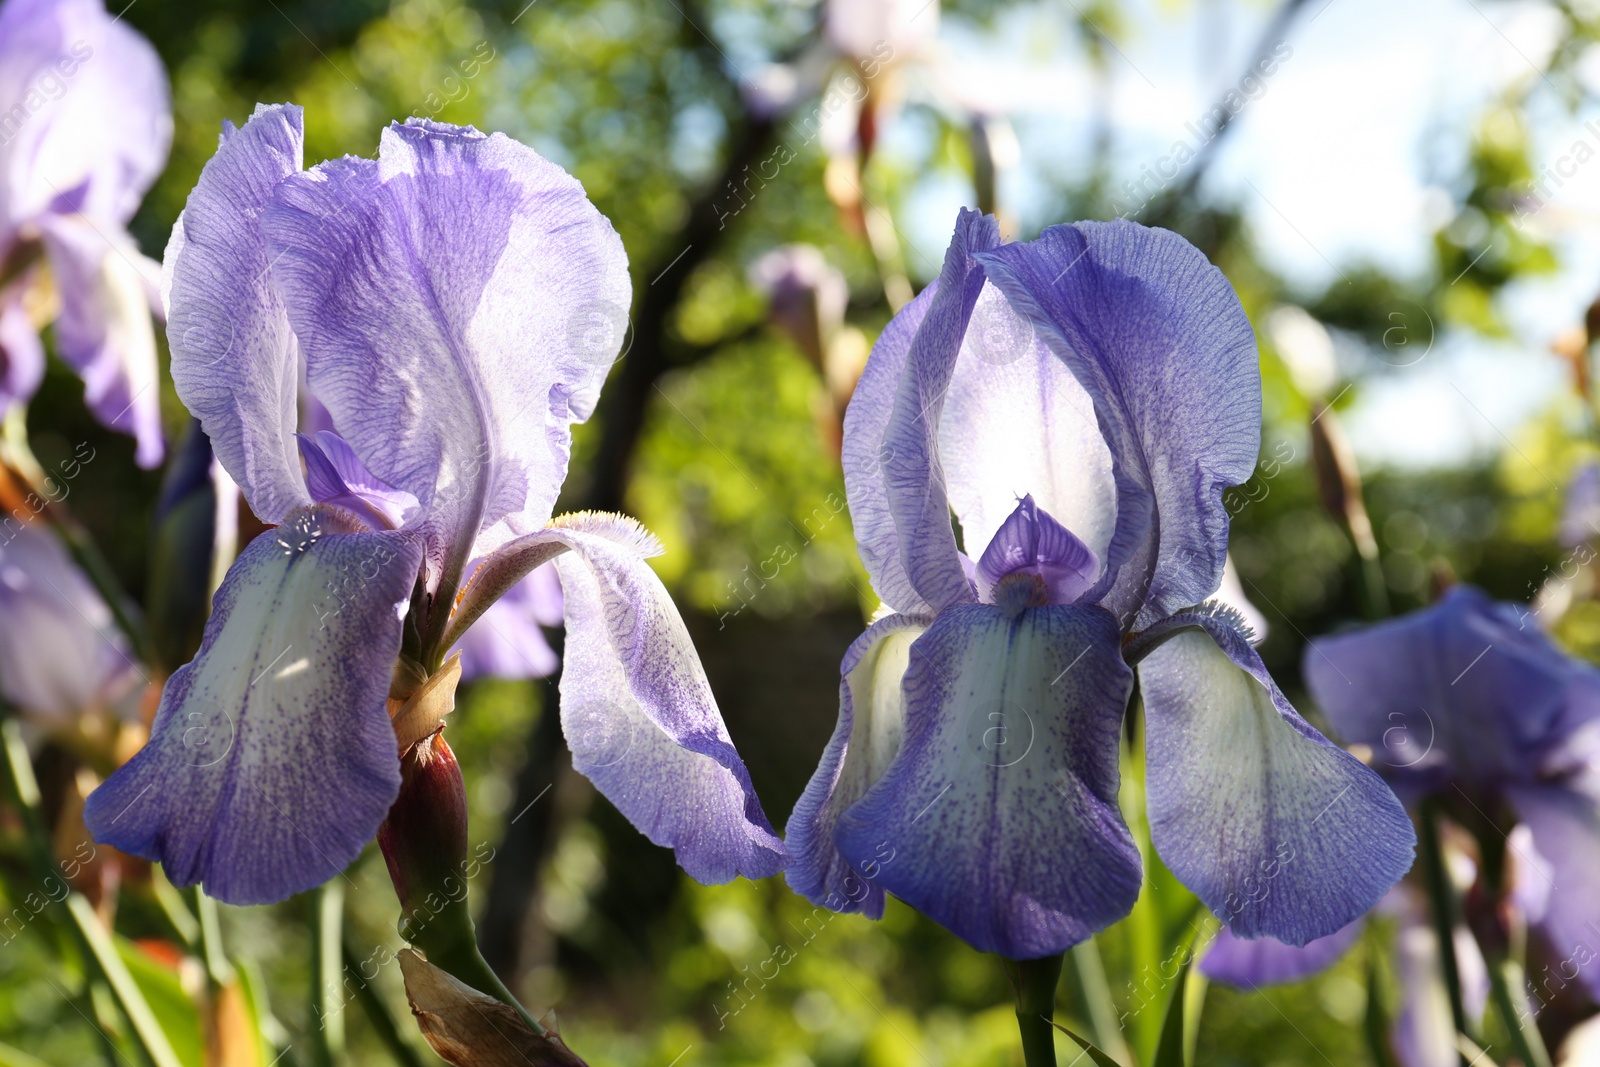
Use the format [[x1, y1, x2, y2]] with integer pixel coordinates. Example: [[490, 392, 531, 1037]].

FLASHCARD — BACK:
[[975, 495, 1099, 606], [164, 102, 309, 522], [261, 119, 630, 587], [1134, 608, 1415, 944], [1506, 784, 1600, 999], [785, 613, 927, 918], [1200, 921, 1362, 987], [84, 508, 423, 905], [974, 221, 1260, 627], [835, 602, 1139, 957]]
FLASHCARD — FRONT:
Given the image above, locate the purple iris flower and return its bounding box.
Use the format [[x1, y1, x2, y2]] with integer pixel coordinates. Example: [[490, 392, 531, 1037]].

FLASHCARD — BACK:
[[785, 210, 1414, 958], [83, 104, 783, 904], [0, 0, 171, 466], [1300, 585, 1600, 999], [449, 562, 562, 682]]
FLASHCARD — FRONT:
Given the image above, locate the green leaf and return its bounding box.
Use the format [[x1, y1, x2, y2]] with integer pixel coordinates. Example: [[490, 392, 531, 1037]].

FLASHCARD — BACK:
[[0, 1039, 51, 1067], [116, 936, 204, 1067], [1046, 1020, 1127, 1067], [1151, 957, 1189, 1067]]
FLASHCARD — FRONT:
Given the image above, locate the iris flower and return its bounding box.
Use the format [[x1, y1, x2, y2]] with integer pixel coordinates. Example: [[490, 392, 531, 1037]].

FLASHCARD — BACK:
[[0, 0, 171, 466], [787, 210, 1415, 958], [84, 105, 784, 904]]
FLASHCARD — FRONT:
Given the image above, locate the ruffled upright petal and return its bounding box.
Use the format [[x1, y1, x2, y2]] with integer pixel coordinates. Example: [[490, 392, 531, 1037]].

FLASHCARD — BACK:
[[785, 613, 926, 918], [465, 514, 784, 882], [39, 215, 163, 465], [974, 221, 1260, 627], [164, 103, 310, 521], [1133, 607, 1415, 944], [835, 602, 1140, 957], [261, 120, 631, 585], [84, 507, 423, 905]]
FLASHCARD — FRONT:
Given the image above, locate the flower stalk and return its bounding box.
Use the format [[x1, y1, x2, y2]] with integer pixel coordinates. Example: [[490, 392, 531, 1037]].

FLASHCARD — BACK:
[[1006, 953, 1065, 1067]]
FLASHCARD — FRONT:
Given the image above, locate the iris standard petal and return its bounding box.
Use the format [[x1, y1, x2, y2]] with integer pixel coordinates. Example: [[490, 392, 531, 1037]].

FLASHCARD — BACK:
[[1133, 607, 1415, 944], [835, 602, 1140, 957], [1303, 585, 1600, 792], [974, 220, 1260, 628], [0, 520, 138, 720], [466, 514, 784, 881], [1506, 783, 1600, 999], [785, 613, 927, 918], [83, 507, 423, 905], [840, 281, 936, 614], [261, 119, 631, 586], [859, 209, 999, 614], [0, 0, 170, 229], [164, 103, 309, 522], [38, 214, 163, 466], [1199, 920, 1362, 987], [941, 281, 1117, 582]]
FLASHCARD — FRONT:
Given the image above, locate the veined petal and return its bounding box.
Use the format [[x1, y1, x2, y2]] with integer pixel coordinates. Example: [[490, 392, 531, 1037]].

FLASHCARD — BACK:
[[83, 507, 423, 905], [39, 215, 163, 466], [785, 613, 927, 918], [164, 103, 309, 522], [261, 120, 630, 588], [469, 514, 783, 881], [1133, 607, 1415, 944], [975, 495, 1098, 607], [942, 282, 1117, 587], [298, 432, 417, 531], [974, 221, 1260, 628], [1199, 921, 1362, 987], [0, 0, 170, 229], [1303, 585, 1600, 793], [1506, 783, 1600, 999], [0, 520, 138, 721], [836, 602, 1140, 957], [840, 281, 936, 614]]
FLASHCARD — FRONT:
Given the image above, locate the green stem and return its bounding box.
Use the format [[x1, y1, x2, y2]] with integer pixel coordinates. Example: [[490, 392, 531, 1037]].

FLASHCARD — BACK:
[[1417, 802, 1469, 1065], [1487, 956, 1550, 1067], [309, 882, 346, 1067], [1006, 954, 1064, 1067], [340, 935, 429, 1067], [405, 888, 542, 1031]]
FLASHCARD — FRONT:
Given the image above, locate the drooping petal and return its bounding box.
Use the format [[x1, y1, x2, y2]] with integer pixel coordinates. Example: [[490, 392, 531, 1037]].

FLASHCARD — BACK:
[[164, 103, 309, 522], [261, 119, 631, 588], [974, 220, 1260, 628], [1199, 920, 1362, 987], [1506, 783, 1600, 1000], [451, 565, 562, 681], [1303, 585, 1600, 793], [466, 514, 784, 881], [1133, 607, 1415, 944], [38, 214, 163, 465], [0, 0, 170, 230], [83, 508, 423, 905], [0, 520, 138, 721], [785, 613, 927, 918], [835, 602, 1140, 957], [941, 281, 1117, 582], [975, 495, 1099, 606]]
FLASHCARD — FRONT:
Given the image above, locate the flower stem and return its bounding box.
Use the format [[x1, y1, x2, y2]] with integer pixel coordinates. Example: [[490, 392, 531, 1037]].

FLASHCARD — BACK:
[[1068, 938, 1131, 1064], [1487, 956, 1550, 1067], [1416, 802, 1469, 1064], [1006, 954, 1064, 1067]]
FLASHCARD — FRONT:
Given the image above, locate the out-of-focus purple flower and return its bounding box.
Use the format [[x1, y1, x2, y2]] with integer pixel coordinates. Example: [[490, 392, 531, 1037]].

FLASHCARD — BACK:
[[1305, 586, 1600, 998], [450, 562, 561, 681], [84, 104, 782, 905], [785, 210, 1414, 959], [750, 244, 848, 373], [0, 0, 171, 466], [0, 520, 138, 722], [1561, 460, 1600, 547]]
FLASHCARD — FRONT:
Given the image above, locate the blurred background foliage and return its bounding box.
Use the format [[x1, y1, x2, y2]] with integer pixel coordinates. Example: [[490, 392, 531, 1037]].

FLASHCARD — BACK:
[[11, 0, 1600, 1063]]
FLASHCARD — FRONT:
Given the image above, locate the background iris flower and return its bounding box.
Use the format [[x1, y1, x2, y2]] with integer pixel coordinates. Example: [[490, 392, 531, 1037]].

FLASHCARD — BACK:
[[0, 0, 171, 467], [82, 103, 784, 907], [787, 208, 1417, 960]]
